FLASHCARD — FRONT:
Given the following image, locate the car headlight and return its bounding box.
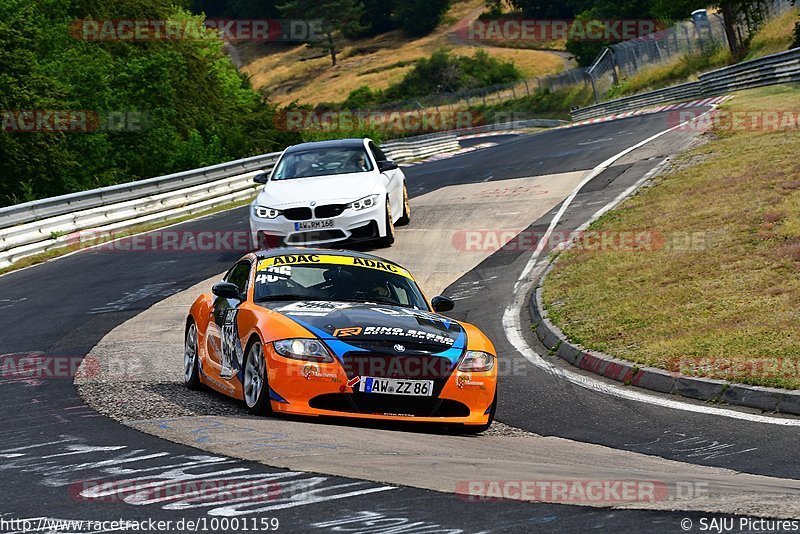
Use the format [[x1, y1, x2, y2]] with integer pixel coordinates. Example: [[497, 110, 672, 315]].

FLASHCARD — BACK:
[[254, 205, 281, 219], [457, 351, 495, 372], [273, 339, 334, 363], [346, 194, 380, 211]]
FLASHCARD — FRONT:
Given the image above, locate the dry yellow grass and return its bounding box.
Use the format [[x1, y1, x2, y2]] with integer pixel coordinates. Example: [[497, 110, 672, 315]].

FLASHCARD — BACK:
[[747, 6, 800, 59], [237, 0, 566, 106], [542, 85, 800, 390]]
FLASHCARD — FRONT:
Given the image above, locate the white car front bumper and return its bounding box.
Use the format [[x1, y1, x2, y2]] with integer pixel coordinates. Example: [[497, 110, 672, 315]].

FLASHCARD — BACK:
[[249, 201, 387, 248]]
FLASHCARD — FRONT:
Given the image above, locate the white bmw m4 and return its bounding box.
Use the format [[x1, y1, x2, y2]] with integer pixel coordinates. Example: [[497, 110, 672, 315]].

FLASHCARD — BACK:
[[249, 138, 411, 248]]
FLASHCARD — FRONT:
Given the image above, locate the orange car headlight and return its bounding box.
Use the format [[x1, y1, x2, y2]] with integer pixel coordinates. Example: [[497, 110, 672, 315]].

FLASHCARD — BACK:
[[273, 338, 334, 363], [457, 351, 495, 372]]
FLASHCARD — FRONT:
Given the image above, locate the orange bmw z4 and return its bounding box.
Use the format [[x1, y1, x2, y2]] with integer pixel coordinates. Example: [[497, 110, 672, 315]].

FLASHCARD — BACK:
[[185, 248, 498, 433]]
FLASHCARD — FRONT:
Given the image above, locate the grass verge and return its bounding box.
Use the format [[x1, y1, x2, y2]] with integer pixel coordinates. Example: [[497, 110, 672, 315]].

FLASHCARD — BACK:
[[0, 197, 255, 277], [542, 84, 800, 390]]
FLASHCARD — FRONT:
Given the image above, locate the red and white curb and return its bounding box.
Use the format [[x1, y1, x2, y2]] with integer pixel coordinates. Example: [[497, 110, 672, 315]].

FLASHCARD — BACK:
[[564, 96, 731, 129]]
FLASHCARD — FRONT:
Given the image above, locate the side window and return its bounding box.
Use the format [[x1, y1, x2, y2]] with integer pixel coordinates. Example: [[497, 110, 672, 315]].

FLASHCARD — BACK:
[[369, 142, 387, 163], [225, 261, 252, 293]]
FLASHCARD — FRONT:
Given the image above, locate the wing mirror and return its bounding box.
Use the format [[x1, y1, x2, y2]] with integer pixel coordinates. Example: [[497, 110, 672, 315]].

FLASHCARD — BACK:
[[253, 171, 269, 184], [212, 281, 244, 300], [431, 295, 454, 313], [378, 160, 398, 172]]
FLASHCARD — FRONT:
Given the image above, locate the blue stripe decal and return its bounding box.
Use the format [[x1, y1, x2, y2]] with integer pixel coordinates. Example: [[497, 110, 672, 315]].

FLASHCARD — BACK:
[[288, 318, 367, 366], [433, 329, 466, 369], [269, 387, 289, 403]]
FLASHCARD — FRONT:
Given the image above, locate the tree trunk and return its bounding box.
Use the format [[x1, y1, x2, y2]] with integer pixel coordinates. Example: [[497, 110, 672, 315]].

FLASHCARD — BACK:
[[720, 2, 742, 58], [327, 32, 336, 66]]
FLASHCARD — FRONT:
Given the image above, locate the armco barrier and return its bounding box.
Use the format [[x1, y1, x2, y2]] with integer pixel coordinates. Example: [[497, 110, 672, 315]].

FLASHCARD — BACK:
[[572, 47, 800, 121], [1, 125, 547, 268]]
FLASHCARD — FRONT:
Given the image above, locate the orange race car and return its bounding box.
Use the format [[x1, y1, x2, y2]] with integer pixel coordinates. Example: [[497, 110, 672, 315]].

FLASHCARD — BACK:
[[184, 248, 498, 432]]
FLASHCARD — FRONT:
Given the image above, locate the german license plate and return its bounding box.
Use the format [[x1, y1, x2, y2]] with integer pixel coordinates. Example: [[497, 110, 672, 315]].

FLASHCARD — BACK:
[[359, 377, 433, 396], [294, 219, 334, 231]]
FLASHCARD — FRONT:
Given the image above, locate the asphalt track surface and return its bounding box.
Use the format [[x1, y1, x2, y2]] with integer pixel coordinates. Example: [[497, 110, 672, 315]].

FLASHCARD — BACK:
[[1, 109, 795, 532]]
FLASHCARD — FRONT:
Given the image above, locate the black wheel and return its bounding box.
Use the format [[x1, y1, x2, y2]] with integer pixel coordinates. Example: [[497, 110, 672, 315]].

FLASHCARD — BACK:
[[460, 390, 497, 434], [244, 338, 273, 416], [184, 321, 203, 390], [396, 184, 411, 226], [376, 199, 395, 247]]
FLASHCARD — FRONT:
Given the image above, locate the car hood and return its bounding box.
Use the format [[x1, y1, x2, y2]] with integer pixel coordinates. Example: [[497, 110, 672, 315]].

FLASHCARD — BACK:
[[262, 301, 466, 353], [256, 172, 383, 208]]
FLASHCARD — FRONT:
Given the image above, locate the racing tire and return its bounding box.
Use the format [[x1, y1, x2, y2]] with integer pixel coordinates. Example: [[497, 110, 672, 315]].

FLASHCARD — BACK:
[[376, 199, 395, 247], [184, 321, 203, 391], [244, 337, 273, 416], [459, 390, 497, 435], [396, 184, 411, 226]]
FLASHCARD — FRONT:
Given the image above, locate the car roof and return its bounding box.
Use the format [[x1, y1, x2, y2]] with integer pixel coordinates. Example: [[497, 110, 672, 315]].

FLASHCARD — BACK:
[[283, 138, 368, 154], [253, 247, 406, 270]]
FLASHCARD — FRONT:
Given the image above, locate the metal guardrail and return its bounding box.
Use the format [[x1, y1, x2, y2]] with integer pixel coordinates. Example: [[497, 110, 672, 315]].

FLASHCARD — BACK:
[[1, 126, 541, 268], [572, 47, 800, 121]]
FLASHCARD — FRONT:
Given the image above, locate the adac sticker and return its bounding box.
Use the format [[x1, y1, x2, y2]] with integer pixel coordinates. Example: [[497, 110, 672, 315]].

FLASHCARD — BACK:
[[257, 254, 413, 280]]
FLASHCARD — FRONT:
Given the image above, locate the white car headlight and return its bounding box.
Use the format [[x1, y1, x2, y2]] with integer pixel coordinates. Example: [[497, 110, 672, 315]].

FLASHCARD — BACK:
[[347, 194, 380, 211], [457, 351, 495, 372], [254, 205, 282, 219], [273, 339, 334, 363]]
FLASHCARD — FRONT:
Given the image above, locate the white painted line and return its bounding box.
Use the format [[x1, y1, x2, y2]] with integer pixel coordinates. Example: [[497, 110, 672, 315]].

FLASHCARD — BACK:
[[502, 107, 800, 427]]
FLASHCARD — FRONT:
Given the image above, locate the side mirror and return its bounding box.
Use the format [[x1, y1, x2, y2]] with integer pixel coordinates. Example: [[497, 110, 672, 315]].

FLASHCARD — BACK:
[[431, 295, 454, 313], [378, 160, 398, 172], [253, 172, 269, 184], [212, 281, 244, 301]]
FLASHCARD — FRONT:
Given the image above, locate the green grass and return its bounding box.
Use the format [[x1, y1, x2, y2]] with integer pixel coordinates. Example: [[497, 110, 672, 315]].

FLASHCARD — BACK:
[[469, 85, 595, 121], [542, 84, 800, 390], [746, 7, 800, 60]]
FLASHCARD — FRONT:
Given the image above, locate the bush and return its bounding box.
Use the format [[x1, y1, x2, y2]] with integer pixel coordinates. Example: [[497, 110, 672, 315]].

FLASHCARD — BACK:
[[393, 0, 451, 36], [793, 18, 800, 48], [377, 49, 522, 103]]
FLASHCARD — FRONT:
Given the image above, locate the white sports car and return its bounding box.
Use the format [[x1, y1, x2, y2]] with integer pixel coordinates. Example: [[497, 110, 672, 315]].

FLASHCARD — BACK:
[[249, 138, 411, 248]]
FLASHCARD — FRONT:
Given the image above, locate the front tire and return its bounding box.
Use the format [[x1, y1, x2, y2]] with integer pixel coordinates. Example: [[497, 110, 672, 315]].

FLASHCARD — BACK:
[[376, 199, 395, 247], [244, 338, 272, 416], [184, 321, 203, 390]]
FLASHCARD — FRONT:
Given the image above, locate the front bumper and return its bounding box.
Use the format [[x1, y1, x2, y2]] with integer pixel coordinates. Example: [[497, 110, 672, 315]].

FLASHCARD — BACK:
[[249, 202, 385, 248], [264, 344, 497, 425]]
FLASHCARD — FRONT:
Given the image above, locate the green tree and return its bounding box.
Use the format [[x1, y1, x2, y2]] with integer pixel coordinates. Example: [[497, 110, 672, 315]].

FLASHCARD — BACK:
[[393, 0, 451, 36], [278, 0, 366, 65]]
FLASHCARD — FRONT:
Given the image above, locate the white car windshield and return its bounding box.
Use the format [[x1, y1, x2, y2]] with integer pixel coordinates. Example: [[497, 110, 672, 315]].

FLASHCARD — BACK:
[[272, 147, 373, 180]]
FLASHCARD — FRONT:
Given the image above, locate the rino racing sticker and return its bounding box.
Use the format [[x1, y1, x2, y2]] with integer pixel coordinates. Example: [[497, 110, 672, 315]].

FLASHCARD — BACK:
[[362, 326, 455, 345], [220, 308, 244, 379]]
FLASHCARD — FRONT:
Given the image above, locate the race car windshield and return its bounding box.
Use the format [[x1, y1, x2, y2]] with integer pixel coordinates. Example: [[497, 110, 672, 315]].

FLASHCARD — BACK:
[[271, 147, 373, 180], [254, 263, 428, 310]]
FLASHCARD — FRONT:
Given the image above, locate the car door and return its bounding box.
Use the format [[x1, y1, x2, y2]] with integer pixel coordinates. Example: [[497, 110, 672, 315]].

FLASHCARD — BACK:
[[369, 141, 403, 219], [206, 260, 251, 380]]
